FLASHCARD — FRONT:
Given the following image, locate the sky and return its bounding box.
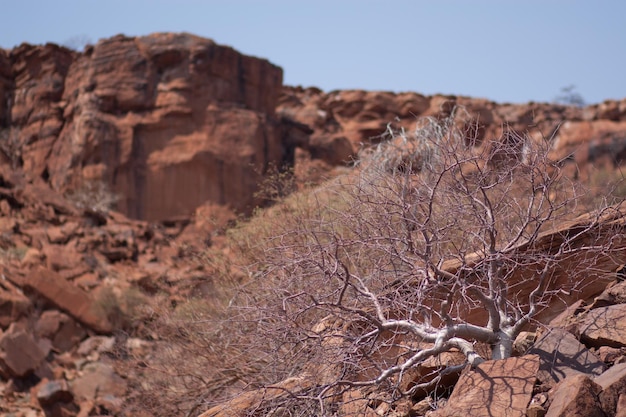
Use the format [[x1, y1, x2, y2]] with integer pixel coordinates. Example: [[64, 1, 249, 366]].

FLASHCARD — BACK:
[[2, 0, 625, 105]]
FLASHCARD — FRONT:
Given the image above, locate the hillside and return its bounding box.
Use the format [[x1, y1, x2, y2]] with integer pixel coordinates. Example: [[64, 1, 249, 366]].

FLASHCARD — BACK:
[[0, 33, 626, 416]]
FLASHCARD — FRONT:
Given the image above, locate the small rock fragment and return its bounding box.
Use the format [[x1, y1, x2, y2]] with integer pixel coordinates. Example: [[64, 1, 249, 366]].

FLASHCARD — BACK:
[[37, 379, 73, 407]]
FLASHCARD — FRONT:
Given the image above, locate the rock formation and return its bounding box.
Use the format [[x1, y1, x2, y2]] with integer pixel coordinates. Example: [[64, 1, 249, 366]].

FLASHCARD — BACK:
[[1, 33, 285, 221], [279, 86, 626, 184]]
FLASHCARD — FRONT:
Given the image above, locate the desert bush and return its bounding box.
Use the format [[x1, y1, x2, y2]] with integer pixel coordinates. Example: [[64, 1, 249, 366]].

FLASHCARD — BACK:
[[140, 110, 625, 416], [254, 163, 297, 205], [61, 34, 93, 51], [65, 179, 119, 212], [0, 246, 28, 263], [586, 164, 626, 204]]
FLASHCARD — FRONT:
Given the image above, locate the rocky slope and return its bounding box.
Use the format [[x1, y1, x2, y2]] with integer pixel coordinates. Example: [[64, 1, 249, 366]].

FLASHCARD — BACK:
[[1, 32, 626, 416], [2, 172, 626, 416], [0, 166, 228, 416], [199, 208, 626, 417]]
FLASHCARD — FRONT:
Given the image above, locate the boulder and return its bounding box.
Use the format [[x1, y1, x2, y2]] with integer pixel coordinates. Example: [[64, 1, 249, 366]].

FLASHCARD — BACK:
[[45, 221, 79, 244], [71, 362, 126, 401], [0, 323, 46, 377], [545, 374, 604, 417], [596, 346, 625, 364], [513, 331, 537, 355], [24, 268, 112, 333], [617, 394, 626, 417], [528, 328, 605, 386], [430, 355, 539, 417], [592, 280, 626, 307], [199, 373, 314, 417], [35, 310, 86, 352], [37, 379, 73, 407], [76, 335, 115, 357], [19, 184, 79, 216], [579, 304, 626, 348], [0, 278, 31, 328], [588, 273, 626, 309], [595, 362, 626, 416], [399, 349, 466, 399], [307, 134, 354, 165], [337, 389, 378, 417], [527, 403, 547, 417], [548, 299, 585, 332], [41, 242, 84, 272]]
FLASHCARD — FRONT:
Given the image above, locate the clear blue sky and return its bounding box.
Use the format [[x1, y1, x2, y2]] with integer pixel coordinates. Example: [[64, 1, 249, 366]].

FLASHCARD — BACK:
[[2, 1, 625, 104]]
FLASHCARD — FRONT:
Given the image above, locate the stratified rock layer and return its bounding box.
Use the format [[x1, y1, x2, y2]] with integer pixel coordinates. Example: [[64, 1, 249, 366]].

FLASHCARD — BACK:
[[1, 33, 284, 221]]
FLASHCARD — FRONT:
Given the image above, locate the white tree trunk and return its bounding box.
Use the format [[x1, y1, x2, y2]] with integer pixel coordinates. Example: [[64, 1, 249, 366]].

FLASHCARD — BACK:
[[491, 332, 513, 360]]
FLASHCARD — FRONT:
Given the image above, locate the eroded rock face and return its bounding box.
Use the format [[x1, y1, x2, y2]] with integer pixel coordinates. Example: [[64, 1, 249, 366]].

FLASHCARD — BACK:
[[4, 35, 626, 223], [1, 33, 285, 221], [278, 86, 626, 184]]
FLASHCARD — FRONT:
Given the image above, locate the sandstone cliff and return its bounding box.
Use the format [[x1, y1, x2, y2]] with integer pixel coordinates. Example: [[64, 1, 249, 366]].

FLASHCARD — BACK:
[[1, 33, 285, 221]]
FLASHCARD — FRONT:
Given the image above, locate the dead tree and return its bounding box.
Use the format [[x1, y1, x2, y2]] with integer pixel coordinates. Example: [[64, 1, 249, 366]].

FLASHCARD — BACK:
[[152, 111, 626, 417], [223, 110, 625, 410]]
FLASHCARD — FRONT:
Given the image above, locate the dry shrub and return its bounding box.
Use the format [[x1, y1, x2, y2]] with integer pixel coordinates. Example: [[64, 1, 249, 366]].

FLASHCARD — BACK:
[[254, 163, 297, 205], [66, 180, 119, 212], [586, 164, 626, 205]]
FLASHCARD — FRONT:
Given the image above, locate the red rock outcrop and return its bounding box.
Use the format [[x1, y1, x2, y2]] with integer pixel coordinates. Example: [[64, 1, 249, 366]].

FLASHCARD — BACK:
[[1, 33, 285, 221], [278, 86, 626, 184]]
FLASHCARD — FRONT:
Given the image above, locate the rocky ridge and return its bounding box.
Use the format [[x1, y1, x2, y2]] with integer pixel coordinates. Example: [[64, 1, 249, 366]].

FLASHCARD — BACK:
[[279, 86, 626, 183]]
